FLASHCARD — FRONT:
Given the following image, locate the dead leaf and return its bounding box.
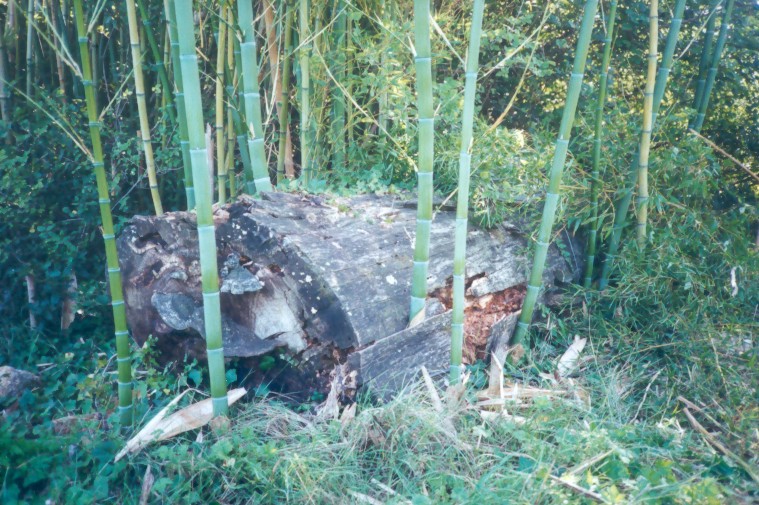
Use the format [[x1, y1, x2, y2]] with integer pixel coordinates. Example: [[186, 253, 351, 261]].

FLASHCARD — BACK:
[[557, 335, 587, 378], [487, 353, 505, 398], [408, 307, 426, 329], [139, 466, 154, 505], [115, 388, 246, 461], [340, 403, 357, 427]]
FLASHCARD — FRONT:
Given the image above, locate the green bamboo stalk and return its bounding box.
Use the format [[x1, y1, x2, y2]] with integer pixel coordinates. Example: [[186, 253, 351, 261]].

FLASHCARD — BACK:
[[73, 0, 133, 425], [215, 3, 228, 205], [165, 0, 195, 209], [652, 0, 686, 125], [345, 9, 353, 145], [299, 0, 312, 184], [583, 0, 618, 288], [511, 0, 599, 347], [173, 0, 228, 417], [276, 3, 294, 179], [230, 32, 256, 194], [136, 0, 176, 124], [126, 0, 163, 215], [692, 0, 734, 132], [238, 0, 273, 193], [0, 22, 11, 144], [598, 0, 687, 289], [26, 0, 35, 97], [409, 0, 434, 322], [225, 6, 237, 199], [692, 0, 721, 121], [450, 0, 485, 384], [635, 0, 659, 246], [330, 0, 346, 172]]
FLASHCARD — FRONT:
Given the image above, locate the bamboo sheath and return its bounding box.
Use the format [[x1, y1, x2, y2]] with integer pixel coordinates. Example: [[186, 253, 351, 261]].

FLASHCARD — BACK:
[[125, 0, 163, 215], [450, 0, 486, 384], [173, 0, 228, 417], [511, 0, 599, 346], [73, 0, 133, 425], [409, 0, 434, 322], [583, 0, 618, 288]]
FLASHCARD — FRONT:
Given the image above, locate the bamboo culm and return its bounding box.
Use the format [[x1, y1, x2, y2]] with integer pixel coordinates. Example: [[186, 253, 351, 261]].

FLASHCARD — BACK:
[[510, 0, 599, 346], [215, 3, 227, 204], [299, 0, 312, 184], [692, 0, 721, 121], [136, 0, 176, 125], [652, 0, 686, 125], [173, 0, 228, 417], [583, 0, 618, 288], [125, 0, 163, 215], [165, 0, 195, 209], [598, 0, 687, 288], [276, 4, 294, 180], [73, 0, 134, 426], [635, 0, 659, 247], [409, 0, 434, 322], [238, 0, 273, 193], [450, 0, 486, 384], [692, 0, 734, 132], [330, 0, 347, 172], [230, 33, 256, 194]]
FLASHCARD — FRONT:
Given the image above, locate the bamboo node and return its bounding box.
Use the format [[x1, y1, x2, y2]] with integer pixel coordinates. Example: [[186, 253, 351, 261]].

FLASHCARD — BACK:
[[207, 348, 225, 357]]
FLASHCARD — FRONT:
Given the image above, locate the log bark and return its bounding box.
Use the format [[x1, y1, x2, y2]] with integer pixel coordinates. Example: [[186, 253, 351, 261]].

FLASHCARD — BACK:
[[117, 192, 581, 397]]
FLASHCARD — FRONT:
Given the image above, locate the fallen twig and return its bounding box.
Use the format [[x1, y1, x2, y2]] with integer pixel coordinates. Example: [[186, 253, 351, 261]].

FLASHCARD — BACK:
[[548, 473, 607, 503], [689, 129, 759, 184], [682, 407, 759, 484]]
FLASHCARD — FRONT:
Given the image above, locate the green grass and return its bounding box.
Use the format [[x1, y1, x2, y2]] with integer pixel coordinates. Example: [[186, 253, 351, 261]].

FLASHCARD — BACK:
[[2, 303, 756, 504]]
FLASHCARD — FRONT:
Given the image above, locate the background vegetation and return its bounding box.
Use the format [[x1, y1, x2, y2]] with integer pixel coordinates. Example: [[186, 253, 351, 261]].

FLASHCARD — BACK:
[[0, 0, 757, 502]]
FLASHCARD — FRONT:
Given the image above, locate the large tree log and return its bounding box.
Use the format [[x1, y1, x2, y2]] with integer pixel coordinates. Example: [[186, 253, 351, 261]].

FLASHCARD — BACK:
[[117, 192, 581, 397]]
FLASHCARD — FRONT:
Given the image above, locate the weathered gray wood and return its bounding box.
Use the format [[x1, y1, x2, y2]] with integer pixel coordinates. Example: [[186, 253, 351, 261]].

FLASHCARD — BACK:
[[347, 310, 452, 395], [116, 192, 580, 395]]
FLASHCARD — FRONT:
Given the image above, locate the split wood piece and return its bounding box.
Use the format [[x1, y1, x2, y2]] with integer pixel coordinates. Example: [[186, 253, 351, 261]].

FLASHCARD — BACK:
[[117, 192, 580, 398]]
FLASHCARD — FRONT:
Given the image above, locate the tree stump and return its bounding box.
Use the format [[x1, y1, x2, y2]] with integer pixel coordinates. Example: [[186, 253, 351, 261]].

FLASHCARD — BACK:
[[116, 192, 581, 398]]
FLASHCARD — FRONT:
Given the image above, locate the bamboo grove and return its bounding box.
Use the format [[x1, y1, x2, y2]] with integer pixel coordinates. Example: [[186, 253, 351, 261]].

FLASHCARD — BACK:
[[0, 0, 754, 416]]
